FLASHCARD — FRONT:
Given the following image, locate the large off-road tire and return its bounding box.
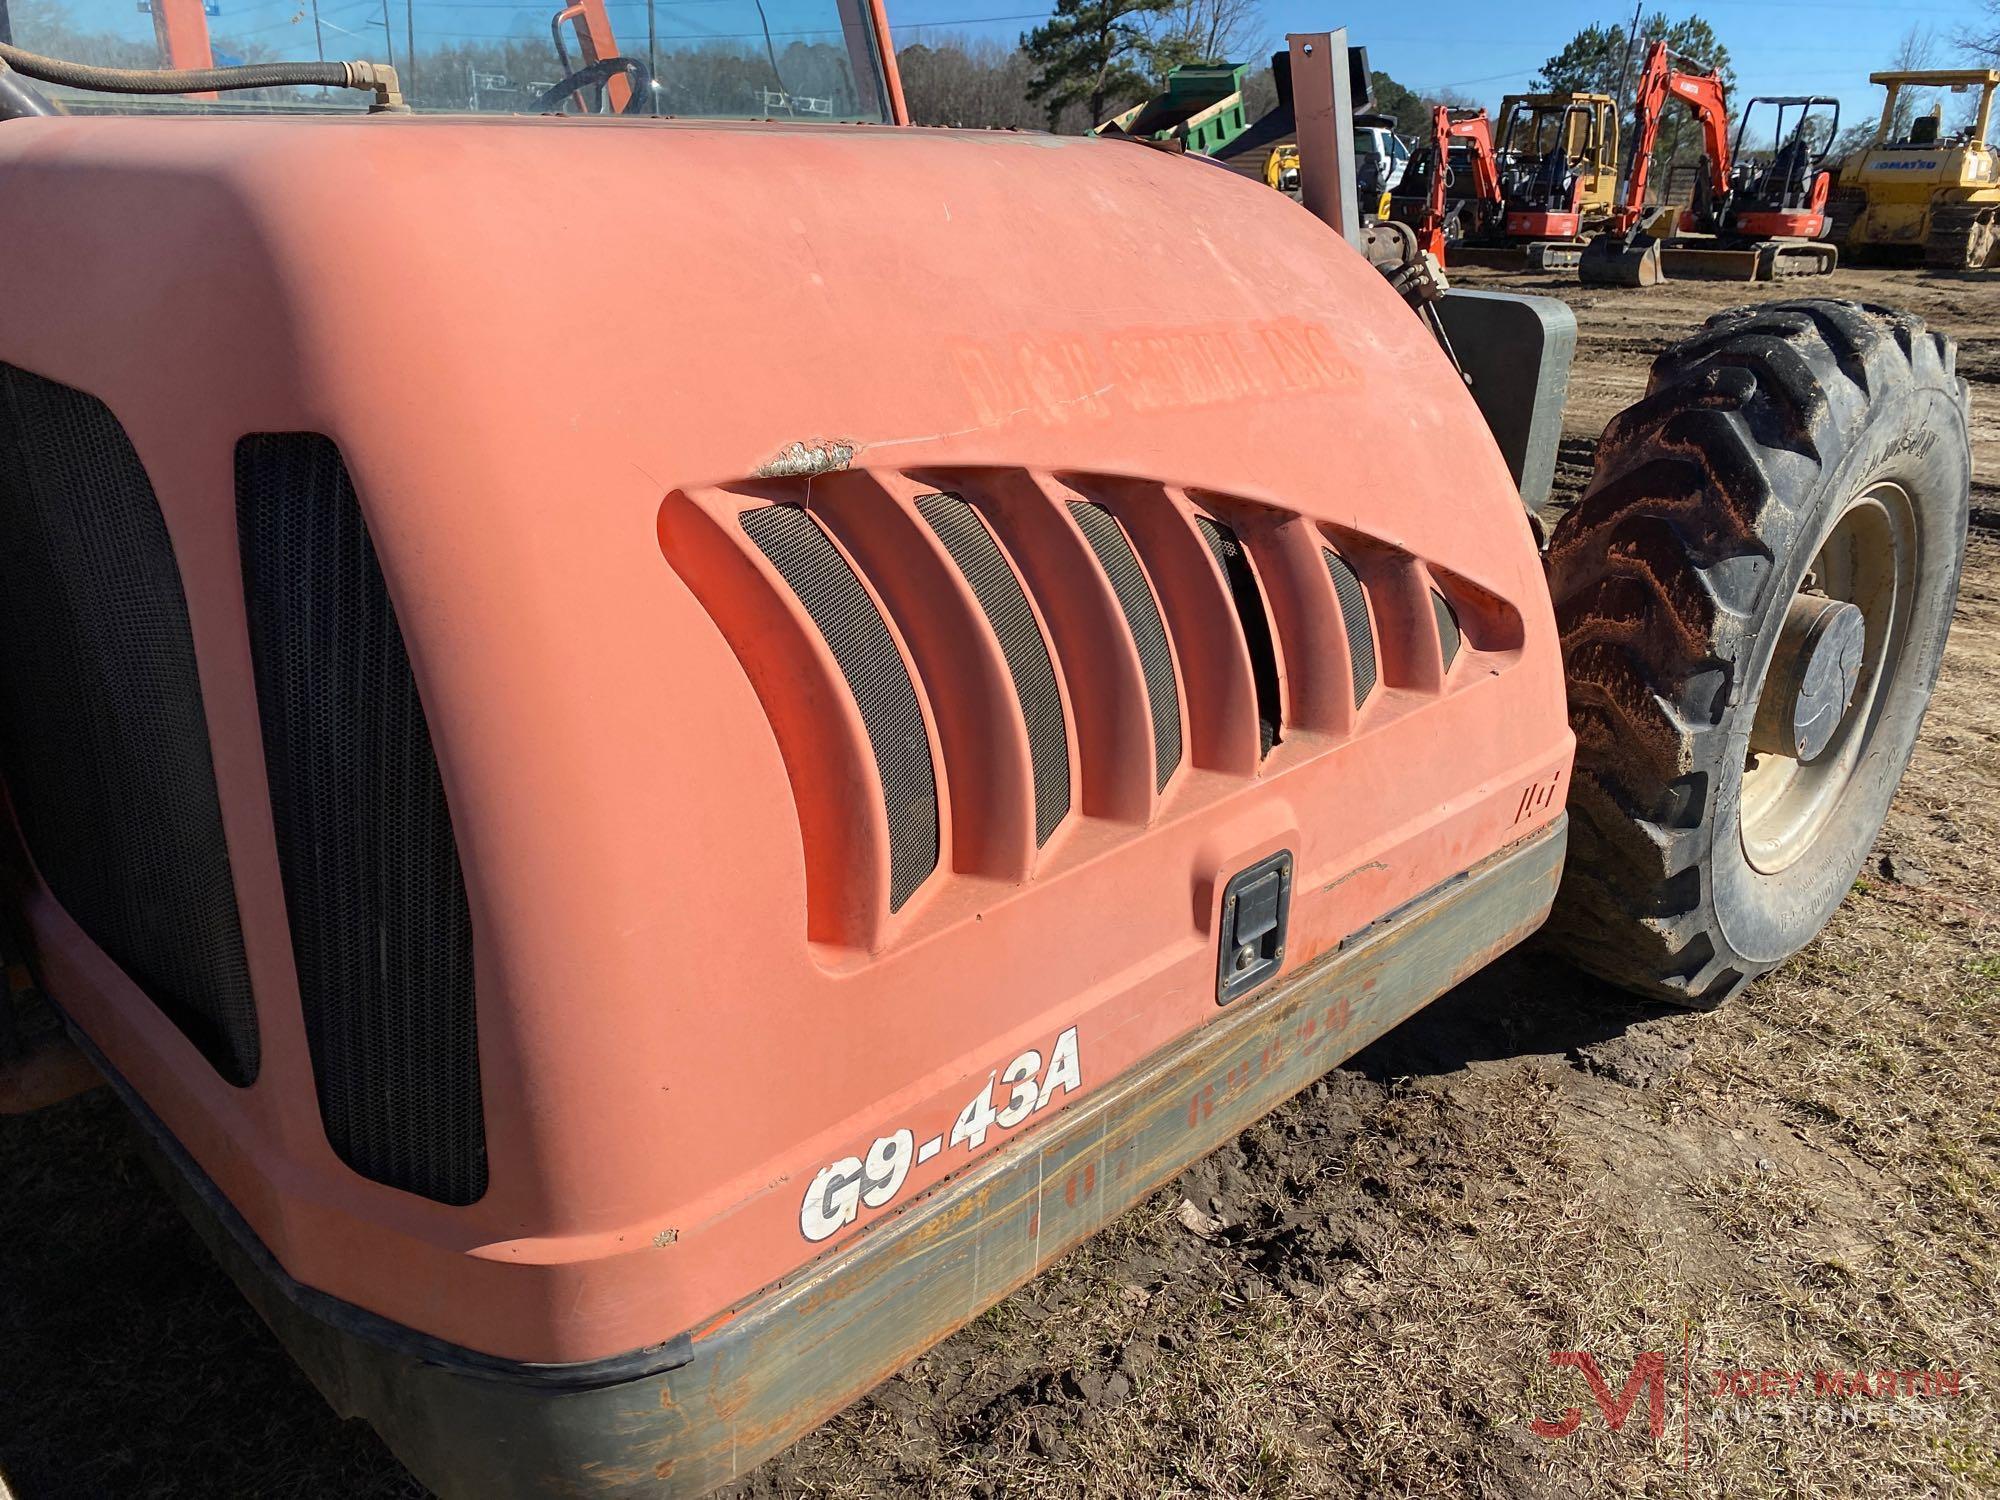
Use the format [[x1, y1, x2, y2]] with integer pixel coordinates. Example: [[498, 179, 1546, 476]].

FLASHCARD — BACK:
[[1544, 301, 1970, 1006]]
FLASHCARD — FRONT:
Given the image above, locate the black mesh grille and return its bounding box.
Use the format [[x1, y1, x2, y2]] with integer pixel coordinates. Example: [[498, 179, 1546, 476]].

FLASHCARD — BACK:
[[236, 435, 486, 1205], [0, 365, 259, 1084], [1195, 517, 1282, 757], [1322, 549, 1377, 708], [1068, 503, 1181, 792], [742, 505, 939, 911], [1433, 589, 1462, 671], [917, 492, 1070, 846]]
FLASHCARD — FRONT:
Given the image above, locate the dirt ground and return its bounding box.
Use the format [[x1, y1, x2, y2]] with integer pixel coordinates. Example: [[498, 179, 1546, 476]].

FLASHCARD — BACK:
[[2, 268, 1996, 1499]]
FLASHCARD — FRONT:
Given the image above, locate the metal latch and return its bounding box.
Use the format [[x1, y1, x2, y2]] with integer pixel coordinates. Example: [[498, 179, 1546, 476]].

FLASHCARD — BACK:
[[1216, 850, 1293, 1005]]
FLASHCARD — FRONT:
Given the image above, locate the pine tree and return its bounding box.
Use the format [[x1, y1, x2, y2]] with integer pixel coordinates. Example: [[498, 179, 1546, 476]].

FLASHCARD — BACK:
[[1021, 0, 1173, 131]]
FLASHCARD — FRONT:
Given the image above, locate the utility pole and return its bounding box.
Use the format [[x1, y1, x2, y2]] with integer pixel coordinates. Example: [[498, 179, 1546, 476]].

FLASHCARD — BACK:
[[378, 0, 396, 71], [1614, 0, 1643, 184], [405, 0, 416, 97], [1614, 0, 1642, 123], [647, 0, 658, 114], [309, 0, 324, 62]]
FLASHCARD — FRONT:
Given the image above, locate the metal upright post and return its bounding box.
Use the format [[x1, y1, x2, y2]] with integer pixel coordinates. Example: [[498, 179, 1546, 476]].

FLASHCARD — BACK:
[[1287, 29, 1361, 247]]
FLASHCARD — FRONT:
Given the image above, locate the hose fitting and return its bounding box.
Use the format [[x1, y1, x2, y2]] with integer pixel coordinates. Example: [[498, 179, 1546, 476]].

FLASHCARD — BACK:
[[0, 42, 409, 111]]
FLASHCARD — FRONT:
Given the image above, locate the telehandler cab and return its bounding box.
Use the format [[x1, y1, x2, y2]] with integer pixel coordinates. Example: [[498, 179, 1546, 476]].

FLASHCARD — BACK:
[[0, 10, 1971, 1497]]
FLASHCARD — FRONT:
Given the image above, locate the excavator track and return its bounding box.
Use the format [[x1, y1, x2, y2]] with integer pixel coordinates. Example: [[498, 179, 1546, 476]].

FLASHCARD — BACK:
[[1924, 202, 1999, 270], [1761, 240, 1840, 278]]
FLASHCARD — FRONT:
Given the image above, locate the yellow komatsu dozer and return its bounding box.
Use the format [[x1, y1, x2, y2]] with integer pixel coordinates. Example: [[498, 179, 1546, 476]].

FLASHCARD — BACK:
[[1830, 68, 2000, 269]]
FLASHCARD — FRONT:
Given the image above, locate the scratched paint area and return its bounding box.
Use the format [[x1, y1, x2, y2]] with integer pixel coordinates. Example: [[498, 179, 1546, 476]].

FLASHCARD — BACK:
[[949, 319, 1359, 436]]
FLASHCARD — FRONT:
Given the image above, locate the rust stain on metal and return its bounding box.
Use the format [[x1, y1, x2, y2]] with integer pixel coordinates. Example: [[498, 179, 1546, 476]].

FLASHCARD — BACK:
[[756, 439, 855, 478]]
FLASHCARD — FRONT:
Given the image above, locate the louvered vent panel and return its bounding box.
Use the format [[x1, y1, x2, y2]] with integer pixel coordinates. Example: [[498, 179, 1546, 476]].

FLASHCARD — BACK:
[[1322, 549, 1377, 708], [237, 434, 486, 1205], [917, 492, 1070, 846], [742, 505, 940, 911], [1194, 516, 1282, 756], [0, 364, 259, 1084], [1067, 502, 1182, 792]]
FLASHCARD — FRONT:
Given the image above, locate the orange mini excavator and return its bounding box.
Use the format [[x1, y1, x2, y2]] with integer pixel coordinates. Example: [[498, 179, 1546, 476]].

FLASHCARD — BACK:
[[1412, 96, 1620, 273], [1581, 39, 1841, 284], [0, 8, 1967, 1498], [1397, 104, 1504, 261]]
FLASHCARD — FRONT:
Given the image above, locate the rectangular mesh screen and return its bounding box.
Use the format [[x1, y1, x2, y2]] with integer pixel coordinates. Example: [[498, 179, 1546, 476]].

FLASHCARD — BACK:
[[917, 492, 1070, 846], [0, 364, 259, 1084], [742, 504, 940, 911], [236, 434, 486, 1205], [1068, 502, 1182, 792], [1322, 549, 1378, 708], [1195, 517, 1282, 757]]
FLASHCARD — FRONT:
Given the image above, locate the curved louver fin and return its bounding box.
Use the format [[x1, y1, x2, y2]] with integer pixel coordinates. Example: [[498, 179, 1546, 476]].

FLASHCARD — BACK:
[[1432, 589, 1462, 672], [742, 505, 940, 911], [1068, 502, 1182, 792], [917, 492, 1070, 847], [1195, 516, 1282, 757], [1321, 548, 1377, 708]]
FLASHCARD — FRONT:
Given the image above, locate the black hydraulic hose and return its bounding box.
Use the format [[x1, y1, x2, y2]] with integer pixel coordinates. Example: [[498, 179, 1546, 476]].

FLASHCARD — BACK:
[[0, 59, 59, 117], [0, 42, 406, 109]]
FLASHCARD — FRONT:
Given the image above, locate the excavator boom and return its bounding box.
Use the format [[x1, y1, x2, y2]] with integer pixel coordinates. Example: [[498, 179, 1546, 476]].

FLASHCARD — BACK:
[[1583, 39, 1837, 285], [1614, 40, 1732, 233]]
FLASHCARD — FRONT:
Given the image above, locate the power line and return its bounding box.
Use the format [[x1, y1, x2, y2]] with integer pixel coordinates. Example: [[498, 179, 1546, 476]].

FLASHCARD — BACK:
[[1422, 61, 1544, 90]]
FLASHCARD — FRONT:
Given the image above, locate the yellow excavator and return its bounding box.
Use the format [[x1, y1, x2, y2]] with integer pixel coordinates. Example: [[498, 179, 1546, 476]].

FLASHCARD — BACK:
[[1493, 90, 1620, 225], [1829, 68, 2000, 268], [1392, 90, 1620, 271]]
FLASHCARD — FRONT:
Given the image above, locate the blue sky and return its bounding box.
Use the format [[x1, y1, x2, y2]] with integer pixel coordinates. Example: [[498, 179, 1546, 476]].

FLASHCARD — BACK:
[[1309, 0, 1985, 119], [884, 0, 2000, 127], [44, 0, 2000, 126]]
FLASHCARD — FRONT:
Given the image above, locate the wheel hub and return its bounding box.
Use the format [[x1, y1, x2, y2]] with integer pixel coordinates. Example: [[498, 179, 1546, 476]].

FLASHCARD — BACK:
[[1750, 594, 1867, 761], [1738, 482, 1915, 876]]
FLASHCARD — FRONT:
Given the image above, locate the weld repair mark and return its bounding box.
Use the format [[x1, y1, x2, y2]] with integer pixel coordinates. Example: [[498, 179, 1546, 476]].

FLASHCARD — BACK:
[[1322, 860, 1389, 895], [757, 440, 855, 478]]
